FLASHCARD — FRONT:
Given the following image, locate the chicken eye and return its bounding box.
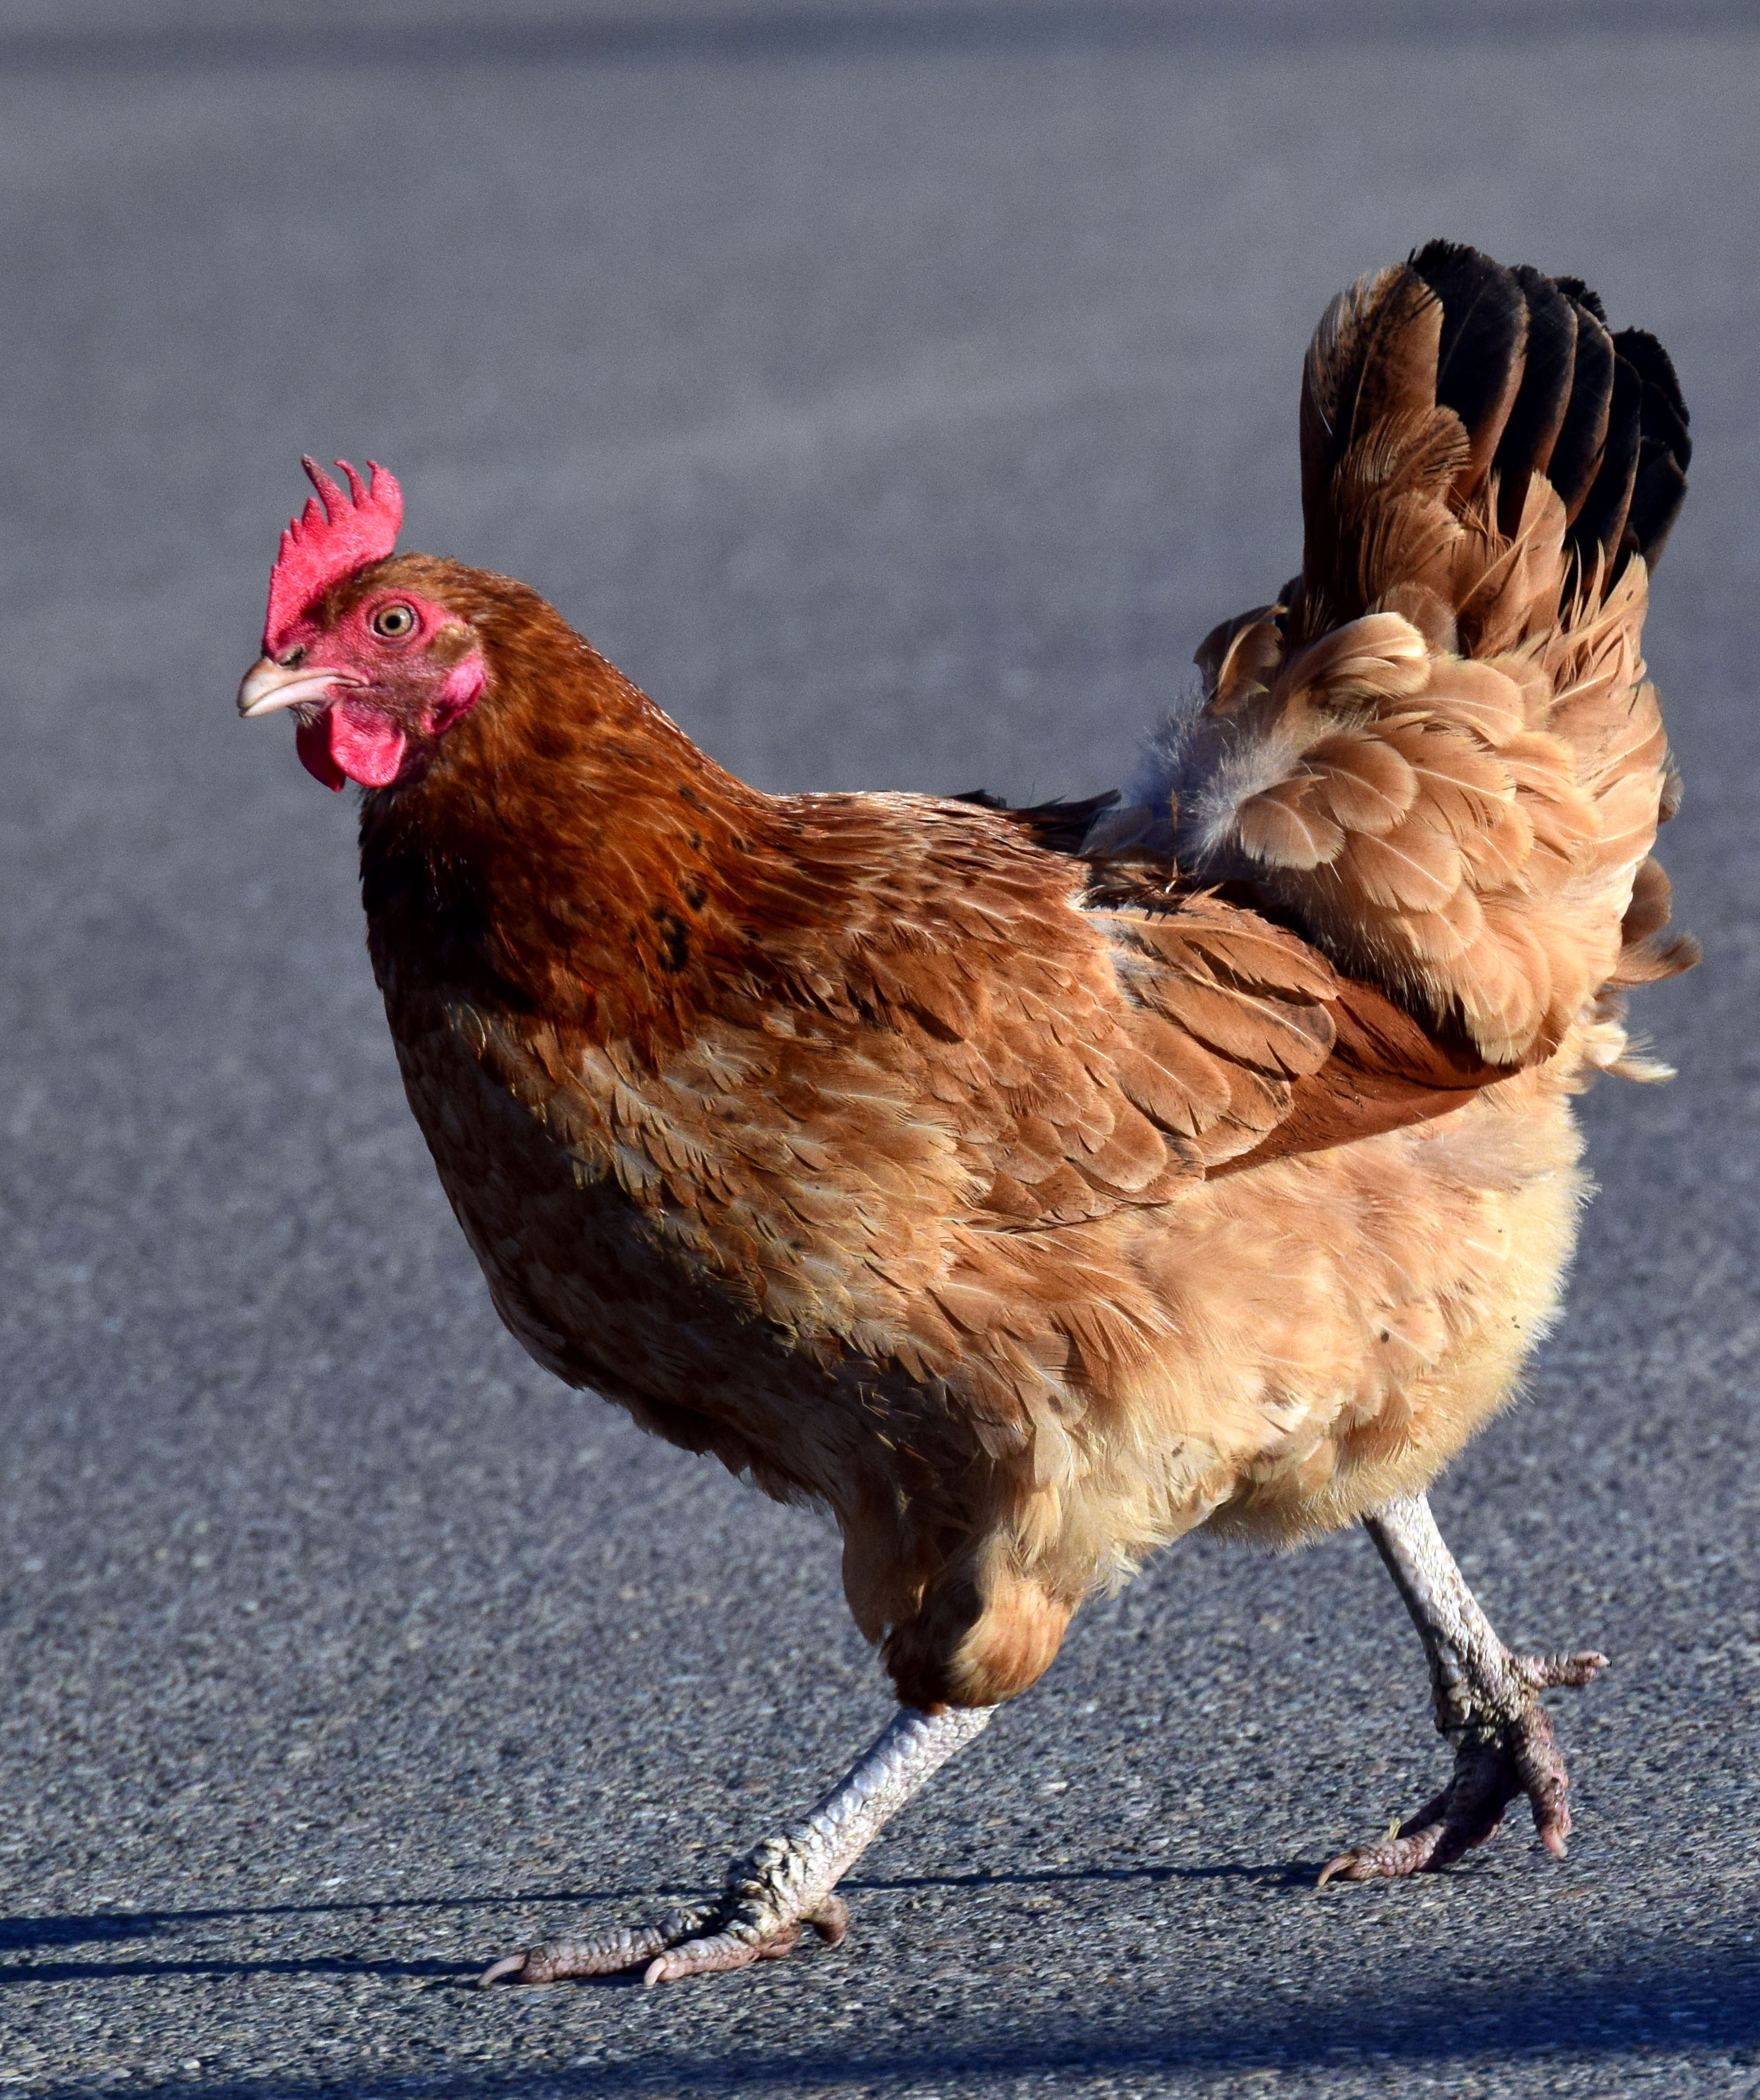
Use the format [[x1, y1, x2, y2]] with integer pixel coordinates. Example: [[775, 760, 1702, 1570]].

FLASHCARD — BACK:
[[372, 603, 418, 639]]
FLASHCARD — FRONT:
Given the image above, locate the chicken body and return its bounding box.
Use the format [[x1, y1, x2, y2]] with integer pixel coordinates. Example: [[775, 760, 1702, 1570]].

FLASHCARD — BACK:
[[241, 243, 1692, 1981], [368, 685, 1586, 1707]]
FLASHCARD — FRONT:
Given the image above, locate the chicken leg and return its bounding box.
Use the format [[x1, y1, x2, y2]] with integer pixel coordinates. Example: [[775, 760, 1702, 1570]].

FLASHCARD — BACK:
[[481, 1702, 995, 1986], [1319, 1491, 1606, 1885]]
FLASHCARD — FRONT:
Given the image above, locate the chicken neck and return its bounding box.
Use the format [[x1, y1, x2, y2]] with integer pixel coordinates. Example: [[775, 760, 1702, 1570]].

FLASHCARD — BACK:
[[358, 583, 830, 1052]]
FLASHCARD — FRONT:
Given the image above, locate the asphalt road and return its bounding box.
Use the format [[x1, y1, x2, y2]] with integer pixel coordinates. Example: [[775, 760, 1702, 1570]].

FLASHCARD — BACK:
[[3, 5, 1759, 2095]]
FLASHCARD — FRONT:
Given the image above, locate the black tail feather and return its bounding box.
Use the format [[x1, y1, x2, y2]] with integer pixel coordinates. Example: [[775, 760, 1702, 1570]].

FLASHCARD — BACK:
[[1543, 298, 1616, 526], [1408, 240, 1528, 484], [1492, 266, 1578, 538], [1615, 328, 1692, 565], [1570, 349, 1643, 582], [1404, 243, 1689, 586]]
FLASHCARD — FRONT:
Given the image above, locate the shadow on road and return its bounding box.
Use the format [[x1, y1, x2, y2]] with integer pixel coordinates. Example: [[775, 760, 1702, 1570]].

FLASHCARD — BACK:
[[0, 1851, 1315, 1978], [10, 1931, 1759, 2096]]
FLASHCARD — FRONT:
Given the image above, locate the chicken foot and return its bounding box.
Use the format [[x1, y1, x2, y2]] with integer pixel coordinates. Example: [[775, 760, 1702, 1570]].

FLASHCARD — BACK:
[[481, 1701, 995, 1986], [1318, 1491, 1605, 1885]]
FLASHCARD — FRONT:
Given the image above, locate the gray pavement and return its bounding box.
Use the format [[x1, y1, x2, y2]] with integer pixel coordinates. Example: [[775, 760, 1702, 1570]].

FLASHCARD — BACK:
[[2, 5, 1759, 2094]]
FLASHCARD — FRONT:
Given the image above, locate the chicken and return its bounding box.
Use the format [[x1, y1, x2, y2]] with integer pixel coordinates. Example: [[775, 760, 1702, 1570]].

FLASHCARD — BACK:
[[238, 242, 1694, 1986]]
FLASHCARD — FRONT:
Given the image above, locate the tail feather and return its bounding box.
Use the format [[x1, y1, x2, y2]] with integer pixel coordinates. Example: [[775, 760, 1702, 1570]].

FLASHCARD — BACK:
[[1491, 266, 1578, 538], [1618, 328, 1692, 563], [1570, 348, 1644, 578], [1411, 239, 1530, 490], [1106, 243, 1694, 1068]]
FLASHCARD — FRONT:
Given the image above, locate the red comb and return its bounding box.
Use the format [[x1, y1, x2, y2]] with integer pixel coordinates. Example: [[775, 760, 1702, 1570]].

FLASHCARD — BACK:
[[264, 457, 403, 653]]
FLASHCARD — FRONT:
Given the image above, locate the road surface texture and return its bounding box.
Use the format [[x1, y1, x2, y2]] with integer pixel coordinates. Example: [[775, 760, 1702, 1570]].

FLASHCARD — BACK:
[[1, 3, 1757, 2094]]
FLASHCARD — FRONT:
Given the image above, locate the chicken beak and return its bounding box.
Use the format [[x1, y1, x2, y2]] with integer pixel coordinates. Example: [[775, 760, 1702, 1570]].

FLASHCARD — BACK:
[[237, 657, 359, 718]]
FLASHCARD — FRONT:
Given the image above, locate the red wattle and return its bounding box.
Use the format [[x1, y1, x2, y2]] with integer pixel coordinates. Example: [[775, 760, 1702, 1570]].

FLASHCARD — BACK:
[[328, 700, 408, 788], [296, 714, 347, 790]]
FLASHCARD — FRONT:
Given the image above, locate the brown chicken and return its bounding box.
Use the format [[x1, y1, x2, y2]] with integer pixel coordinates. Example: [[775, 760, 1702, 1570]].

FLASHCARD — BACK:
[[238, 243, 1693, 1986]]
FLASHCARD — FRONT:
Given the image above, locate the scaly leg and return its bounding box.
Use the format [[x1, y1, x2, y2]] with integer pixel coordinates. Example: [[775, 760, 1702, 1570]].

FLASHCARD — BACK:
[[1319, 1491, 1605, 1886], [481, 1702, 995, 1986]]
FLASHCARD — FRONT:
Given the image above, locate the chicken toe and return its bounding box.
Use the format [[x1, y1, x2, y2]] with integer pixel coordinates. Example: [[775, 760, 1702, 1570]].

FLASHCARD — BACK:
[[637, 1891, 850, 1985], [479, 1901, 719, 1984], [480, 1704, 991, 1986], [478, 1891, 848, 1986], [1318, 1491, 1605, 1888]]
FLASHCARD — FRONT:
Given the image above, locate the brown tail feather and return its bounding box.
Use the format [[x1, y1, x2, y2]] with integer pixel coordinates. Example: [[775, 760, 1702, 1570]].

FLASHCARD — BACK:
[[1292, 242, 1691, 646], [1122, 244, 1695, 1069]]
